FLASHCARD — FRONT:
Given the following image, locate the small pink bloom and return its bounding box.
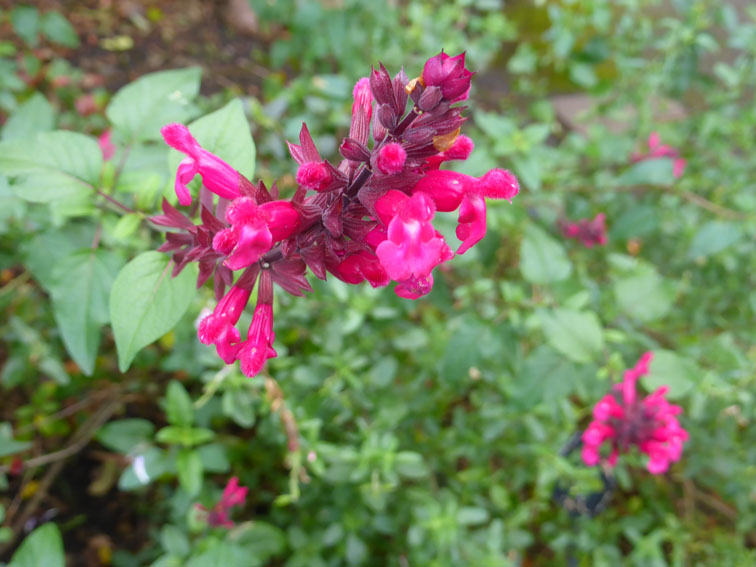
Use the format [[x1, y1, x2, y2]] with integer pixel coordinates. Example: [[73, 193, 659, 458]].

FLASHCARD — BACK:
[[412, 168, 519, 254], [375, 191, 453, 283], [237, 302, 277, 377], [198, 477, 249, 529], [582, 352, 689, 474], [161, 123, 242, 206], [376, 142, 407, 174], [98, 130, 116, 161], [352, 77, 373, 121], [332, 250, 390, 288], [198, 285, 253, 363], [75, 94, 98, 116], [296, 161, 333, 192], [217, 198, 301, 271], [631, 131, 686, 179], [561, 213, 608, 248], [422, 52, 474, 103]]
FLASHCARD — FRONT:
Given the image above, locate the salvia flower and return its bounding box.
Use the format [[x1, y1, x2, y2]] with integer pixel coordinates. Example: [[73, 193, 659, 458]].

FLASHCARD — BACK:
[[161, 123, 242, 206], [582, 352, 689, 474], [631, 131, 686, 179], [154, 52, 519, 376], [196, 477, 248, 529], [560, 213, 608, 248]]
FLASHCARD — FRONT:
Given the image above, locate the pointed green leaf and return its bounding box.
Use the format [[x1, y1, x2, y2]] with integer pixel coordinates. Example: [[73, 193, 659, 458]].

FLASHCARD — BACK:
[[0, 131, 101, 203], [107, 68, 202, 142], [110, 251, 196, 372], [538, 308, 604, 364], [50, 249, 123, 375], [1, 93, 55, 141], [520, 224, 572, 284], [9, 523, 64, 567]]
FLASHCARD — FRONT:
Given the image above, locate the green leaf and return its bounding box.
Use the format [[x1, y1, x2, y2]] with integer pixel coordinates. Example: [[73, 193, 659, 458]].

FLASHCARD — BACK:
[[514, 345, 580, 408], [106, 68, 202, 142], [614, 270, 674, 322], [520, 224, 572, 284], [9, 523, 64, 567], [687, 221, 741, 259], [222, 389, 256, 428], [171, 98, 256, 180], [197, 444, 230, 473], [0, 131, 101, 204], [616, 159, 675, 187], [187, 543, 258, 567], [457, 506, 490, 526], [1, 93, 55, 141], [0, 174, 25, 233], [395, 451, 429, 479], [538, 308, 604, 364], [165, 381, 195, 426], [0, 436, 32, 458], [50, 249, 123, 375], [645, 350, 699, 399], [236, 522, 286, 559], [345, 533, 368, 567], [109, 252, 196, 372], [161, 525, 190, 558], [96, 418, 155, 454], [176, 448, 203, 496], [11, 6, 39, 46], [39, 11, 79, 47], [156, 426, 214, 447], [23, 224, 96, 290]]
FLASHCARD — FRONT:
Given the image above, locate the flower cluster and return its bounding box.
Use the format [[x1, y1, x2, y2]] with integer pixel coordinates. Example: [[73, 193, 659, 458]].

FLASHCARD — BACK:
[[560, 212, 608, 248], [153, 52, 519, 377], [631, 131, 686, 179], [195, 477, 248, 528], [582, 352, 688, 474]]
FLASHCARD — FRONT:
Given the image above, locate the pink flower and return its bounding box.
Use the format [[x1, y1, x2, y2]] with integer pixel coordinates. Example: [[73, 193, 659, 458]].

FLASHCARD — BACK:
[[349, 77, 373, 147], [198, 284, 254, 363], [421, 52, 474, 103], [582, 352, 689, 474], [631, 132, 686, 179], [561, 213, 608, 248], [98, 130, 115, 161], [235, 270, 276, 378], [412, 168, 519, 254], [215, 197, 301, 271], [376, 142, 407, 174], [161, 123, 242, 206], [197, 477, 248, 529], [296, 161, 334, 192], [374, 190, 453, 289]]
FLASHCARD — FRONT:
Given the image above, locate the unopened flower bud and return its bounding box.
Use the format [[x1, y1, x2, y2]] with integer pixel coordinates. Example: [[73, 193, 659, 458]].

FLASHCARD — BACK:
[[296, 161, 333, 192], [376, 143, 407, 174]]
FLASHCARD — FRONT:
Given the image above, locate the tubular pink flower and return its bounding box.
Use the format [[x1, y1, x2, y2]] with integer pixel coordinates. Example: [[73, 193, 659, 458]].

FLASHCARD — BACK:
[[237, 302, 277, 377], [394, 274, 434, 299], [198, 284, 253, 363], [198, 476, 248, 529], [561, 213, 608, 248], [412, 168, 519, 254], [375, 191, 453, 283], [161, 123, 242, 206], [376, 142, 407, 174], [352, 77, 373, 120], [421, 52, 474, 103], [631, 131, 686, 179], [582, 352, 689, 474], [98, 130, 115, 161], [332, 250, 390, 288], [218, 198, 301, 271], [296, 161, 333, 192]]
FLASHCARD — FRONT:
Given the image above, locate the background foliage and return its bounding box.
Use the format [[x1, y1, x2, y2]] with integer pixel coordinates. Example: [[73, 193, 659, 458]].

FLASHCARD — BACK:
[[1, 1, 755, 565]]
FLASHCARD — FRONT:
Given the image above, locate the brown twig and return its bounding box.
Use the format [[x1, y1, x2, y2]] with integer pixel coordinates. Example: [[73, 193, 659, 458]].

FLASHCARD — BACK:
[[0, 391, 123, 555]]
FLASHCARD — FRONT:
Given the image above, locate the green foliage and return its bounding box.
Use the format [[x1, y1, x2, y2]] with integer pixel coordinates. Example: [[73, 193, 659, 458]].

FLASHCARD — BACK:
[[109, 252, 197, 372]]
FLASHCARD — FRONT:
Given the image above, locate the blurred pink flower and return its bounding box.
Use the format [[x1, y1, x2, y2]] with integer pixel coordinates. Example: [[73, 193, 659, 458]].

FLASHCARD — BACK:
[[98, 130, 115, 161], [197, 477, 248, 529], [582, 352, 689, 474], [560, 213, 608, 248], [631, 131, 686, 178]]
